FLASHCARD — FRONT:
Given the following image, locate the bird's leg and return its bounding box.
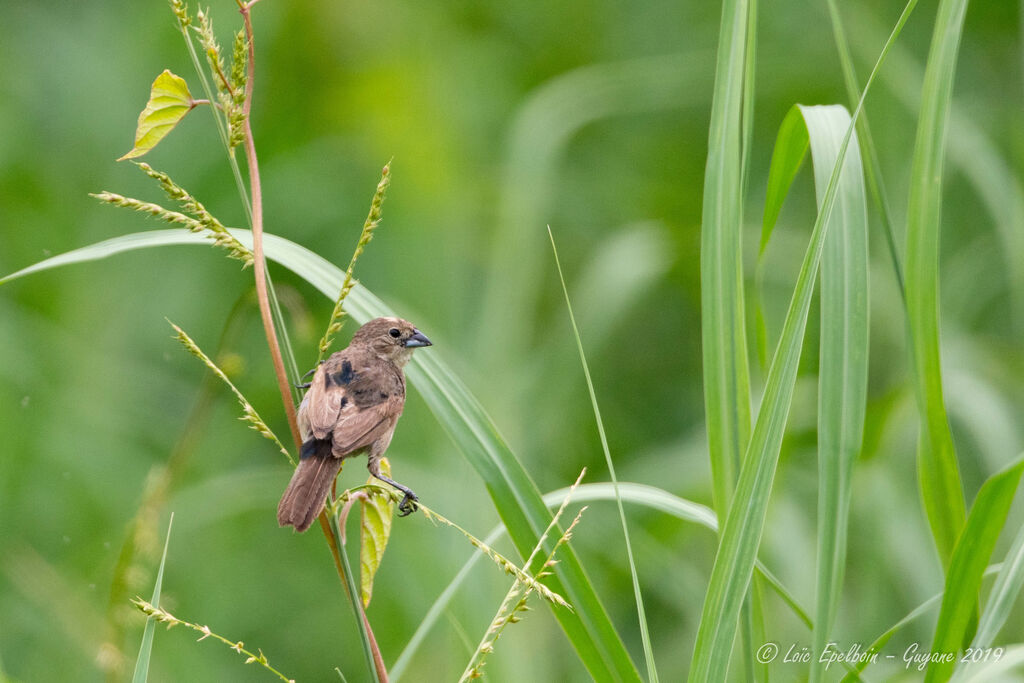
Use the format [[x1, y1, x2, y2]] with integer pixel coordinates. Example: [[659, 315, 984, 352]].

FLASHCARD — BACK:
[[295, 361, 324, 390], [374, 473, 419, 517]]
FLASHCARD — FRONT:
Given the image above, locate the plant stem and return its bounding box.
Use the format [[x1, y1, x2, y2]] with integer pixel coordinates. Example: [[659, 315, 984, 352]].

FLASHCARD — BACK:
[[234, 0, 348, 603], [238, 3, 300, 446]]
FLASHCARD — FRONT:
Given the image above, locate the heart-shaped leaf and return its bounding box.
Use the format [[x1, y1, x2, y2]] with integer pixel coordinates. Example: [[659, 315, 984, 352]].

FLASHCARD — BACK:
[[119, 70, 195, 161]]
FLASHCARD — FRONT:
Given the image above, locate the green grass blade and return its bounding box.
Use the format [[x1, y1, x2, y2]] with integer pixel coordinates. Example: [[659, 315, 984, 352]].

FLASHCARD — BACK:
[[904, 0, 970, 569], [925, 457, 1024, 682], [967, 518, 1024, 648], [801, 105, 869, 683], [688, 1, 913, 672], [839, 564, 1003, 682], [689, 102, 851, 682], [132, 513, 174, 683], [701, 0, 752, 520], [760, 107, 809, 254], [0, 230, 640, 683], [549, 228, 658, 682], [391, 482, 810, 681], [825, 0, 908, 299]]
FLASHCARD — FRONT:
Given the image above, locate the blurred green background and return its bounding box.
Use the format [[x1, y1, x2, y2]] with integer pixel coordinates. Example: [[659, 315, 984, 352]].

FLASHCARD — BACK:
[[1, 0, 1023, 680]]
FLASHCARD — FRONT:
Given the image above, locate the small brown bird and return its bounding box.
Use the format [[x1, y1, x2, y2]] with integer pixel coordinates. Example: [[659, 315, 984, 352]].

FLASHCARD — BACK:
[[277, 317, 432, 532]]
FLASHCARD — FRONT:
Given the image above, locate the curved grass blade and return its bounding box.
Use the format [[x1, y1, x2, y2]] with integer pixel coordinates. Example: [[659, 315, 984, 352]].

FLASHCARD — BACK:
[[132, 513, 174, 683], [763, 104, 870, 683], [391, 482, 810, 682], [840, 564, 1004, 682], [803, 105, 869, 683], [924, 457, 1024, 683], [964, 519, 1024, 649], [0, 229, 640, 683], [904, 0, 969, 570]]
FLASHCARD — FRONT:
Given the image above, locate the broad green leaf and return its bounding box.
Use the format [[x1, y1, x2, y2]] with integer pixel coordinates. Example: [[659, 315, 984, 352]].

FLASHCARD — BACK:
[[132, 513, 174, 683], [688, 1, 914, 674], [904, 0, 969, 570], [805, 105, 869, 683], [760, 104, 870, 683], [360, 459, 395, 608], [0, 229, 641, 683], [925, 457, 1024, 682], [119, 70, 196, 161]]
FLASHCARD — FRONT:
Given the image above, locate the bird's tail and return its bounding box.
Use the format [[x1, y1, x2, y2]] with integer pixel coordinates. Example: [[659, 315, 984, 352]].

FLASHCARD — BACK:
[[277, 440, 342, 532]]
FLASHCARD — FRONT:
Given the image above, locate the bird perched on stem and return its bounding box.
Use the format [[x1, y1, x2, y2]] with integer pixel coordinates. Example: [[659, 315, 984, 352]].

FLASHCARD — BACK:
[[277, 317, 432, 532]]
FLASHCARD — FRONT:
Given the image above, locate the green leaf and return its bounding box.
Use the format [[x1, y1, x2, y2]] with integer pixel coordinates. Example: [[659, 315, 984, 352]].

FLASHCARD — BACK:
[[688, 0, 917, 669], [0, 229, 641, 683], [803, 104, 869, 683], [760, 106, 809, 254], [360, 459, 395, 608], [966, 517, 1024, 648], [925, 457, 1024, 682], [760, 103, 872, 683], [132, 513, 174, 683], [700, 0, 752, 524], [904, 0, 969, 570], [119, 70, 196, 161]]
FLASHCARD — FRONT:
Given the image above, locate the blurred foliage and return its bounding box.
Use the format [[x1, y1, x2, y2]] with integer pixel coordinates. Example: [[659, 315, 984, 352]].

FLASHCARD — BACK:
[[1, 0, 1023, 680]]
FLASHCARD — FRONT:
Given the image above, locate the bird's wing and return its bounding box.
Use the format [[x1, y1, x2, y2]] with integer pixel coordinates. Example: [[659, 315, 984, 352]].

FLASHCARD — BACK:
[[300, 349, 406, 453], [330, 399, 401, 455], [301, 360, 345, 439]]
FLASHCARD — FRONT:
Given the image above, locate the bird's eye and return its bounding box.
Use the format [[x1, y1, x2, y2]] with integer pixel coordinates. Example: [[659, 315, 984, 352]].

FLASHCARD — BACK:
[[389, 328, 401, 339]]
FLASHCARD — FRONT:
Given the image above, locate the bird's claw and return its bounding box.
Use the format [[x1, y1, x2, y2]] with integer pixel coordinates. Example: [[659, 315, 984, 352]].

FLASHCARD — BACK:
[[397, 492, 419, 517]]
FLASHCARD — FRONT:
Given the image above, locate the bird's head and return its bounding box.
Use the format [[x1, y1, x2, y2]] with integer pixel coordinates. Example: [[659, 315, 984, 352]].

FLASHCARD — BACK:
[[351, 317, 432, 366]]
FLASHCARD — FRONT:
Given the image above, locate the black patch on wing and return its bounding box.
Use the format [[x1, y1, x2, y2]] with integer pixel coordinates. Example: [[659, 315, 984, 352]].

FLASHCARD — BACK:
[[326, 360, 356, 388], [340, 396, 348, 409]]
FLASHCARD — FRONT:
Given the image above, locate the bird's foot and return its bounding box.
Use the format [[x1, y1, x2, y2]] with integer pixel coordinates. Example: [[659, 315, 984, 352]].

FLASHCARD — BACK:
[[397, 491, 419, 517]]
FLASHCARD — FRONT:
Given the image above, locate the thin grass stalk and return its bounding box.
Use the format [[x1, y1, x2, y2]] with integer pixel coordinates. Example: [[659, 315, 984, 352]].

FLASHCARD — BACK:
[[825, 0, 907, 301], [317, 163, 391, 364], [736, 4, 763, 678], [548, 228, 658, 682], [328, 498, 386, 683], [459, 473, 585, 681], [131, 598, 293, 683], [225, 1, 370, 670]]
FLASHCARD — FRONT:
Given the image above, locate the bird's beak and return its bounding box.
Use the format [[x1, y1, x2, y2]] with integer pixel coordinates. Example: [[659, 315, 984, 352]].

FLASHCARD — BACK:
[[405, 329, 433, 348]]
